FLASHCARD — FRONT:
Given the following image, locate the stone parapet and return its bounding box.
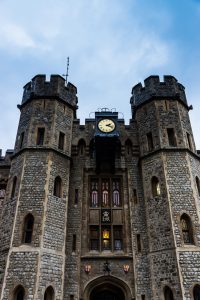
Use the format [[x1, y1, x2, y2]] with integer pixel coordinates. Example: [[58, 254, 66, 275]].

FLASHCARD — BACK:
[[131, 75, 187, 107], [22, 74, 78, 107]]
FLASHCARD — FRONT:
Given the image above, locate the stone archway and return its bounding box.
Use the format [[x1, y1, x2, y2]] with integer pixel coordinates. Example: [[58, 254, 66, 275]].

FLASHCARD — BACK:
[[83, 276, 132, 300]]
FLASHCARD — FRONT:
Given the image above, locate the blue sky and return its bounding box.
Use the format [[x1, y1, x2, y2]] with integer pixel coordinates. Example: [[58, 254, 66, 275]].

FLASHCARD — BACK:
[[0, 0, 200, 154]]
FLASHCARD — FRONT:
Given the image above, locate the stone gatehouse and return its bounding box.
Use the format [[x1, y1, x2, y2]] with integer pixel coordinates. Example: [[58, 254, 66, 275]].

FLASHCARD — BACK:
[[0, 74, 200, 300]]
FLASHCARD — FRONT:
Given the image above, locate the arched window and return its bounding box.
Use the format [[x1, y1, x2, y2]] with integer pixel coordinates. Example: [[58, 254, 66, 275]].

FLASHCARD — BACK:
[[44, 286, 55, 300], [53, 176, 62, 198], [125, 139, 132, 156], [164, 286, 174, 300], [13, 285, 25, 300], [102, 180, 109, 207], [193, 284, 200, 300], [112, 180, 120, 207], [78, 139, 86, 156], [151, 176, 161, 197], [23, 214, 34, 243], [196, 177, 200, 197], [180, 214, 194, 244], [11, 176, 17, 198]]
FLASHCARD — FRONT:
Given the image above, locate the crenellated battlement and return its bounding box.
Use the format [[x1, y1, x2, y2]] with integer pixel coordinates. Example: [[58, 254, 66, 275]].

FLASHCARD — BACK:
[[22, 74, 78, 107], [130, 75, 187, 107]]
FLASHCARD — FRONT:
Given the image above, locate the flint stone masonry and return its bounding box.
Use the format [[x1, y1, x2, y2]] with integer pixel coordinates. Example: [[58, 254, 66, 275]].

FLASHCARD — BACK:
[[131, 75, 187, 107], [0, 74, 200, 300]]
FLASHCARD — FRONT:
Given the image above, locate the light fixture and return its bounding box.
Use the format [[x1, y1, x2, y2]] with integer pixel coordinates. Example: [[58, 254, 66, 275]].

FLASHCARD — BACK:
[[84, 265, 91, 274], [103, 229, 109, 239], [123, 265, 130, 274]]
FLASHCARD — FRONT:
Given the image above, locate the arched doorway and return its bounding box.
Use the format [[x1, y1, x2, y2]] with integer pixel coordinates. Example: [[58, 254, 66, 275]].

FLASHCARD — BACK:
[[90, 283, 125, 300], [83, 275, 132, 300]]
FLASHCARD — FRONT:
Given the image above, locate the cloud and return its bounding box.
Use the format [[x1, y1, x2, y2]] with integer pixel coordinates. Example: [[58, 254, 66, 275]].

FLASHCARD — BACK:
[[0, 22, 36, 49]]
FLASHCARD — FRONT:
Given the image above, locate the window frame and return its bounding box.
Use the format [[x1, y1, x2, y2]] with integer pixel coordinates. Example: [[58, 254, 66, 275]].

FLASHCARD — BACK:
[[22, 213, 34, 244], [36, 127, 45, 146], [88, 176, 124, 253]]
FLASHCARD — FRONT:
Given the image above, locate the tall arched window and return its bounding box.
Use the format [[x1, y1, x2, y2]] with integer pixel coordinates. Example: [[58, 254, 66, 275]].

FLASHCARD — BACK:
[[180, 214, 194, 244], [53, 176, 62, 198], [44, 286, 55, 300], [164, 286, 174, 300], [193, 284, 200, 300], [78, 139, 86, 156], [112, 180, 120, 207], [23, 214, 34, 243], [13, 285, 25, 300], [196, 177, 200, 197], [11, 176, 17, 198], [151, 176, 161, 197]]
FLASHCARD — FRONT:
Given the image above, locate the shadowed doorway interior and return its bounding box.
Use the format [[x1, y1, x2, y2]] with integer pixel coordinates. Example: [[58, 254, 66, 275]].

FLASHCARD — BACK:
[[90, 284, 125, 300]]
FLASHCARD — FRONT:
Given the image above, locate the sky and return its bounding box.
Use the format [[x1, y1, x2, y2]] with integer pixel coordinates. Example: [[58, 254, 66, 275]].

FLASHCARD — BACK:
[[0, 0, 200, 154]]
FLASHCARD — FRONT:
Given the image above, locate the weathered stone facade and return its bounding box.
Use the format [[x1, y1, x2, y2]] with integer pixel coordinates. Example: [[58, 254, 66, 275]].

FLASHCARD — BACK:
[[0, 74, 200, 300]]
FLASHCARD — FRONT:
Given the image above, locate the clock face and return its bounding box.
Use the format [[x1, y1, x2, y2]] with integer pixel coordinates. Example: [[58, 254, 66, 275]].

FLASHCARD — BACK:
[[98, 119, 116, 133]]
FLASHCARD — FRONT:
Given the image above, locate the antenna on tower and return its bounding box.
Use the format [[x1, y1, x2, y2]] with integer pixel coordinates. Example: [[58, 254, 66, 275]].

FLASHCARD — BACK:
[[62, 57, 69, 85]]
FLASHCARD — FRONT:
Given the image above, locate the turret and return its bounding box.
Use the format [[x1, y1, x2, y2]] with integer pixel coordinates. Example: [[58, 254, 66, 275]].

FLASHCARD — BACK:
[[131, 75, 195, 156], [0, 75, 77, 299], [131, 75, 200, 298]]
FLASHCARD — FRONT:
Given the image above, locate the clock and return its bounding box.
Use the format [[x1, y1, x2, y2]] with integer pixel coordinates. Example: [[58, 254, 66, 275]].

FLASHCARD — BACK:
[[98, 119, 116, 133]]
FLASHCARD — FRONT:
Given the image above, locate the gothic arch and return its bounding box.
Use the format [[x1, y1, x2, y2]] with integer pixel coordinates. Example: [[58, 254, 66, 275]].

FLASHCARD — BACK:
[[83, 275, 132, 300]]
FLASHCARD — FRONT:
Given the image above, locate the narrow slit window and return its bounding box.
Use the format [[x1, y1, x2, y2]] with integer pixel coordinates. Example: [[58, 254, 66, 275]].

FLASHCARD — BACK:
[[53, 176, 62, 198], [167, 128, 176, 147], [137, 234, 141, 252], [133, 189, 138, 204], [187, 132, 192, 150], [23, 214, 34, 243], [141, 295, 146, 300], [72, 234, 76, 252], [37, 127, 45, 145], [58, 132, 65, 150], [196, 177, 200, 197], [75, 189, 78, 205], [11, 176, 17, 198], [125, 139, 132, 156], [147, 132, 154, 151]]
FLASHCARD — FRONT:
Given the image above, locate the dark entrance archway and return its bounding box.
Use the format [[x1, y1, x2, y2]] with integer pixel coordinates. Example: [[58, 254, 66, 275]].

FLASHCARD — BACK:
[[90, 283, 125, 300], [83, 275, 132, 300]]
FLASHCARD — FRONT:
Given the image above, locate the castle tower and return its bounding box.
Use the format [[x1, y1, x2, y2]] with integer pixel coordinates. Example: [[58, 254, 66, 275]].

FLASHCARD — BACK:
[[0, 75, 77, 299], [131, 75, 200, 299]]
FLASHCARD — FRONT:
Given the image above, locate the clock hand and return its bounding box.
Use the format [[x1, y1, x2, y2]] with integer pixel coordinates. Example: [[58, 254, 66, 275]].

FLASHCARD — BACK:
[[106, 123, 112, 127]]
